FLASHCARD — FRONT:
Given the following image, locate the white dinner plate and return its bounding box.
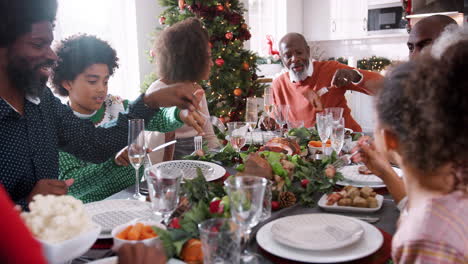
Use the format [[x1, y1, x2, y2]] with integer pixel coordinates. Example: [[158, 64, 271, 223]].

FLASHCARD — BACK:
[[150, 160, 225, 181], [270, 214, 364, 251], [87, 256, 186, 264], [84, 200, 155, 239], [337, 166, 403, 188], [318, 193, 384, 213], [257, 214, 383, 263]]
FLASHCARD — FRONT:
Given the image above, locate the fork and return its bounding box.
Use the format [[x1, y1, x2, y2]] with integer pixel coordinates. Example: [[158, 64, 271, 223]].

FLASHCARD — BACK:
[[332, 150, 359, 168], [194, 136, 203, 152]]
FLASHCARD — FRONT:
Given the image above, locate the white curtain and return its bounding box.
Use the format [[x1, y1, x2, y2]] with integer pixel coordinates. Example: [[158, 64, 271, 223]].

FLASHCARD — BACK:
[[53, 0, 141, 100]]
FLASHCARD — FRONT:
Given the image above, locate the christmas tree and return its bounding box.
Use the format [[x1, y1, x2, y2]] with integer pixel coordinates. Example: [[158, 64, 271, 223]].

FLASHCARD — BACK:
[[155, 0, 265, 122]]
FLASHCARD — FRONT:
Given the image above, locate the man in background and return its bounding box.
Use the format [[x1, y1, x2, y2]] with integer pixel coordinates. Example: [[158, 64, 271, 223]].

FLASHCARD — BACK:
[[271, 33, 382, 132]]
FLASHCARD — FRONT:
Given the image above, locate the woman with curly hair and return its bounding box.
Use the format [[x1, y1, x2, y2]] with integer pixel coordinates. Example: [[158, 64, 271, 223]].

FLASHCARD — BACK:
[[372, 42, 468, 263], [51, 34, 204, 202], [149, 17, 220, 155]]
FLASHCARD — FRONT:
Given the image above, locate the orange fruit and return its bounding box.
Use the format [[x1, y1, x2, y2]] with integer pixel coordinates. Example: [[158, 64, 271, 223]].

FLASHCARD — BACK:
[[180, 238, 203, 263]]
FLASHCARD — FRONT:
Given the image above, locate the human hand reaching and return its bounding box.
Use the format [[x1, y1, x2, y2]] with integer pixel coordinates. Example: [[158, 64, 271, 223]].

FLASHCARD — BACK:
[[27, 179, 74, 203]]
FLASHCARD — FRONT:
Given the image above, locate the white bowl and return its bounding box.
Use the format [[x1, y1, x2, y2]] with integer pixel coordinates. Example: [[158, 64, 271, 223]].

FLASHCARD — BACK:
[[39, 224, 101, 264], [111, 220, 165, 251]]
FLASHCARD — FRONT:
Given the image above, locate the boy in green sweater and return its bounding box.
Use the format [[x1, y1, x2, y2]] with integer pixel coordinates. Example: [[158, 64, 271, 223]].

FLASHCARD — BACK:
[[51, 34, 203, 202]]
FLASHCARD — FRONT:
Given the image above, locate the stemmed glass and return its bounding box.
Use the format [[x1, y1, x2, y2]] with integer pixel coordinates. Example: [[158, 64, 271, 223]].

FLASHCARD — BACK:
[[272, 105, 290, 137], [128, 119, 146, 201], [325, 107, 344, 126], [227, 122, 248, 152], [331, 117, 345, 155], [225, 176, 267, 264], [262, 87, 274, 130], [144, 166, 183, 223], [245, 97, 258, 144], [316, 112, 332, 156]]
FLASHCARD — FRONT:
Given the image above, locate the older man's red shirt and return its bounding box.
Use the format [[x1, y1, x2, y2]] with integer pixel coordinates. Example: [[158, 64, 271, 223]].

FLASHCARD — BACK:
[[272, 60, 382, 132]]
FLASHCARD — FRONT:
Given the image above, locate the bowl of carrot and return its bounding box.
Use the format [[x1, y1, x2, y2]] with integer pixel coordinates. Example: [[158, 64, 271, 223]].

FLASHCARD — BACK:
[[111, 220, 164, 251]]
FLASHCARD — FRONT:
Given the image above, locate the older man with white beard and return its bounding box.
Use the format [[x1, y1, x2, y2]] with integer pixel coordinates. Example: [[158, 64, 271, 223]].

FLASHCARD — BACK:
[[271, 33, 382, 131]]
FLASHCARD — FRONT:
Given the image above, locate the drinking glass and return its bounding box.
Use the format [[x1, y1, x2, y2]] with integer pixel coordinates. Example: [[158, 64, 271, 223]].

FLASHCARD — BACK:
[[272, 105, 290, 137], [245, 97, 258, 144], [331, 117, 345, 155], [225, 176, 267, 263], [144, 166, 182, 223], [325, 107, 344, 125], [263, 87, 273, 117], [260, 180, 272, 221], [227, 122, 248, 152], [316, 112, 332, 156], [199, 218, 241, 264], [128, 119, 146, 201]]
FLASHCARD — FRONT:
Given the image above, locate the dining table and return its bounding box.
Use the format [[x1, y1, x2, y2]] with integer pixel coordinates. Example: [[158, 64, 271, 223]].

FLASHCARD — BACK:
[[74, 165, 400, 264]]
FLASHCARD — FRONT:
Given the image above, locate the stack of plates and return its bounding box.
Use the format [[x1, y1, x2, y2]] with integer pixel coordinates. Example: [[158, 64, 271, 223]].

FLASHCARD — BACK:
[[256, 214, 383, 263], [337, 165, 403, 188]]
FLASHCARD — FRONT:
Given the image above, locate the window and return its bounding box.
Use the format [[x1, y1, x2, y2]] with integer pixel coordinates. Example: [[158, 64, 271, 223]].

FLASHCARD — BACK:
[[54, 0, 141, 100]]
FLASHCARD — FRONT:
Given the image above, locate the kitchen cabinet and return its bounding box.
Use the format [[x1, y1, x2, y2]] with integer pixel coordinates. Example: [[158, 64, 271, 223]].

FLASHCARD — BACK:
[[304, 0, 368, 41]]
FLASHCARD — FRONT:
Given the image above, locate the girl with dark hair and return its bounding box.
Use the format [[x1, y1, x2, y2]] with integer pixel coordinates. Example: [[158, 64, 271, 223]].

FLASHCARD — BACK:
[[371, 43, 468, 263], [150, 17, 220, 154], [51, 34, 204, 203]]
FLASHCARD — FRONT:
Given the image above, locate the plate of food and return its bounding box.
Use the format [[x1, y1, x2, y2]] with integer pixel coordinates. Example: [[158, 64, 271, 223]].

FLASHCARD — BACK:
[[337, 165, 403, 187], [84, 200, 154, 239], [150, 160, 226, 181], [87, 256, 186, 264], [318, 186, 383, 213]]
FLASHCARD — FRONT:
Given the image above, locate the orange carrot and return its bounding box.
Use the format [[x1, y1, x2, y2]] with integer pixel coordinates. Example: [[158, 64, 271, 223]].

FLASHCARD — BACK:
[[127, 223, 143, 240], [116, 225, 132, 240]]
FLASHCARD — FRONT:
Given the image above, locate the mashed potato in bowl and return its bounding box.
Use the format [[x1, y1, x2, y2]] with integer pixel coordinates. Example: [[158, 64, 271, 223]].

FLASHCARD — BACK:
[[21, 194, 94, 243]]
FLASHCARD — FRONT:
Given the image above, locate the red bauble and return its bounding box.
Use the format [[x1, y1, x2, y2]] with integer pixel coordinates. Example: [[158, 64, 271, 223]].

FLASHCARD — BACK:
[[271, 201, 280, 211], [178, 0, 186, 10], [241, 23, 248, 29], [241, 62, 249, 71], [215, 58, 225, 67], [216, 4, 224, 11], [225, 32, 233, 40], [233, 88, 242, 96], [159, 16, 166, 25]]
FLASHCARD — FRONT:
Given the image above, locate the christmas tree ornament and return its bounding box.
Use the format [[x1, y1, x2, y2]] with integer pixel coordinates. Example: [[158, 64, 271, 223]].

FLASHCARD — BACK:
[[241, 23, 248, 29], [208, 42, 213, 49], [279, 191, 297, 208], [215, 58, 225, 67], [242, 62, 250, 71], [233, 88, 242, 96], [216, 4, 224, 12], [159, 16, 166, 25], [225, 32, 233, 40], [178, 0, 186, 10]]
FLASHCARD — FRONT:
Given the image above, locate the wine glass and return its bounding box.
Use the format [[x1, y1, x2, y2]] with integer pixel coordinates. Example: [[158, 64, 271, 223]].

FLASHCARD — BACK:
[[263, 87, 273, 117], [144, 166, 182, 223], [225, 176, 267, 263], [316, 112, 332, 156], [331, 117, 345, 155], [245, 97, 258, 144], [128, 119, 146, 201], [227, 122, 248, 152], [325, 107, 344, 126], [272, 105, 290, 137]]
